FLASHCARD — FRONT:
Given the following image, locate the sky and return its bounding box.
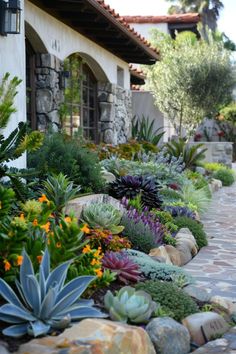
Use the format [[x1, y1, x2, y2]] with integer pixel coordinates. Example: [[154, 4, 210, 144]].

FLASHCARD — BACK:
[[105, 0, 236, 44]]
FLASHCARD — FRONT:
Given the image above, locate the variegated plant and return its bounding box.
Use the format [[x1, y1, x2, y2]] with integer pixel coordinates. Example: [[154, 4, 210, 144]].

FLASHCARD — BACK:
[[0, 249, 106, 337]]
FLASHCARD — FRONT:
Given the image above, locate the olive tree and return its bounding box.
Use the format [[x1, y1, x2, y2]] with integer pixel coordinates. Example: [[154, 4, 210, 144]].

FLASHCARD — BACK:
[[145, 31, 235, 136]]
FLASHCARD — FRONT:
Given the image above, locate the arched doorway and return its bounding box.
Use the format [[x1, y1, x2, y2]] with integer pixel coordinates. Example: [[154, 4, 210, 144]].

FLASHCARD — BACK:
[[26, 38, 36, 130]]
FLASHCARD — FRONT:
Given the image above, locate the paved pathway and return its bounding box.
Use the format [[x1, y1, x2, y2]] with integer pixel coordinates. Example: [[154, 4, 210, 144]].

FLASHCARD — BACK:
[[184, 167, 236, 301]]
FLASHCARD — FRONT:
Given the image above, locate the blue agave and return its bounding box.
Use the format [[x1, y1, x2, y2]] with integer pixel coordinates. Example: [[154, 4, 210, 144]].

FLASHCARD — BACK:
[[0, 249, 106, 337]]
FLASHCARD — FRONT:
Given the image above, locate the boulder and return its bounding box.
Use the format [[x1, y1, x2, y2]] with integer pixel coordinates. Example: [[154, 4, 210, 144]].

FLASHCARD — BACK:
[[182, 312, 230, 346], [210, 295, 236, 316], [149, 246, 172, 265], [183, 285, 211, 302], [164, 245, 182, 266], [175, 228, 198, 256], [209, 178, 223, 193], [16, 319, 156, 354], [146, 317, 190, 354], [176, 242, 193, 265]]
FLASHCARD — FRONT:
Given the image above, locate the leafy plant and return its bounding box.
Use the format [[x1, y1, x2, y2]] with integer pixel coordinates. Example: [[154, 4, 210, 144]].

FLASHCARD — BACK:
[[0, 249, 106, 337], [0, 185, 15, 217], [136, 280, 199, 321], [86, 228, 131, 253], [108, 175, 162, 209], [104, 286, 157, 324], [180, 184, 211, 214], [173, 216, 208, 249], [131, 115, 165, 145], [213, 168, 235, 186], [102, 251, 141, 284], [125, 249, 193, 283], [159, 187, 183, 204], [164, 205, 197, 220], [81, 203, 124, 234], [165, 139, 207, 169], [39, 173, 81, 215]]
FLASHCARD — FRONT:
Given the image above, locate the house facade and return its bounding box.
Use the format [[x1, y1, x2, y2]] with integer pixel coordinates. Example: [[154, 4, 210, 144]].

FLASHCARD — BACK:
[[0, 0, 158, 168]]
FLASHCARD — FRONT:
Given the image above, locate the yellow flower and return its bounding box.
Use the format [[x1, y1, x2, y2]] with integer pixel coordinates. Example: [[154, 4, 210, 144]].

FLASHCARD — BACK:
[[64, 216, 72, 223], [56, 242, 62, 248], [33, 219, 38, 226], [94, 268, 103, 278], [81, 224, 90, 234], [38, 194, 49, 204], [4, 260, 11, 271], [37, 255, 43, 264], [16, 256, 23, 266], [41, 222, 50, 233], [19, 213, 25, 220], [82, 244, 91, 254]]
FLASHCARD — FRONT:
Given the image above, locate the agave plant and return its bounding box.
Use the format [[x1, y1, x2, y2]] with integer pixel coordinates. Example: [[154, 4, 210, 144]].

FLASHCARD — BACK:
[[131, 115, 165, 145], [81, 203, 124, 234], [0, 249, 106, 337], [104, 286, 157, 324], [109, 175, 162, 209], [102, 251, 141, 284]]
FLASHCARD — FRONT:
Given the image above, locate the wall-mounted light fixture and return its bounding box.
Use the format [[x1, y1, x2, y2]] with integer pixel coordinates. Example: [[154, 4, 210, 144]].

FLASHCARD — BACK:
[[0, 0, 21, 36]]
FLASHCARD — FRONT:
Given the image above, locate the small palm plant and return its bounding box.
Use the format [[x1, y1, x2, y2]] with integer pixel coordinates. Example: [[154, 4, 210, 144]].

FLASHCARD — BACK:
[[0, 249, 106, 337]]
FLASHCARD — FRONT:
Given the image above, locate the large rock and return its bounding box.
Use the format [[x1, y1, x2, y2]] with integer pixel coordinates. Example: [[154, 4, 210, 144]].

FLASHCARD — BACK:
[[175, 228, 198, 257], [164, 245, 182, 266], [209, 178, 223, 193], [146, 317, 190, 354], [182, 312, 230, 346], [183, 285, 212, 302], [15, 319, 155, 354], [176, 242, 193, 265], [149, 246, 173, 265], [64, 194, 124, 219], [210, 295, 236, 316]]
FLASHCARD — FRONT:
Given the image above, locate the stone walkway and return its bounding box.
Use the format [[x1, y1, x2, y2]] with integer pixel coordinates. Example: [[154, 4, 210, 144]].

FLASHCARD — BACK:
[[184, 167, 236, 301]]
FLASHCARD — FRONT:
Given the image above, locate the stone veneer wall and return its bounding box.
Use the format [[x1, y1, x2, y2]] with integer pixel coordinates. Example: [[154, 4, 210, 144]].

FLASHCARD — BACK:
[[98, 82, 132, 145], [189, 142, 233, 168], [35, 54, 63, 131]]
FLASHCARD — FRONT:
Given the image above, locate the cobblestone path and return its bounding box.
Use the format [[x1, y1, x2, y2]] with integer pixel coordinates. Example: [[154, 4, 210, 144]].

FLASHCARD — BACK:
[[184, 169, 236, 300]]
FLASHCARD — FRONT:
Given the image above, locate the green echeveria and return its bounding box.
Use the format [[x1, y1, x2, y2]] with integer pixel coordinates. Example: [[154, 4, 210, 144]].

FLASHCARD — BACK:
[[104, 286, 157, 324]]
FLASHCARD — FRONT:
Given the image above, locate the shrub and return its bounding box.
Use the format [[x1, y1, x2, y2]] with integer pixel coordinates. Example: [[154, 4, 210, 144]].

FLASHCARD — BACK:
[[86, 229, 131, 253], [0, 185, 15, 217], [174, 216, 208, 249], [180, 184, 211, 214], [125, 249, 193, 283], [164, 205, 197, 220], [135, 280, 199, 321], [204, 162, 227, 172], [159, 188, 183, 204], [213, 168, 235, 186], [28, 132, 105, 193]]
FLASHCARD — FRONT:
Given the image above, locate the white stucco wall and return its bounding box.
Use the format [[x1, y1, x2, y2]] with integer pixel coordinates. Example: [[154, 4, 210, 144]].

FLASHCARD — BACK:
[[0, 0, 26, 168], [129, 23, 169, 40], [25, 0, 131, 89]]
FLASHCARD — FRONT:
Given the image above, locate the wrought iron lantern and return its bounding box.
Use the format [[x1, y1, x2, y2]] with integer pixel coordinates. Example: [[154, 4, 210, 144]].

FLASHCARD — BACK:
[[0, 0, 21, 36]]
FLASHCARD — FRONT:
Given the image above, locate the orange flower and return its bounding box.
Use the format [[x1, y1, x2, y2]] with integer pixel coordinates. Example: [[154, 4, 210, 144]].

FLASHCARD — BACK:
[[94, 268, 103, 278], [90, 258, 98, 266], [41, 222, 50, 233], [37, 255, 43, 264], [81, 224, 90, 234], [16, 256, 23, 266], [64, 216, 72, 223], [56, 242, 62, 248], [33, 219, 38, 226], [19, 213, 25, 220], [82, 244, 91, 254], [4, 260, 11, 271], [38, 194, 49, 204]]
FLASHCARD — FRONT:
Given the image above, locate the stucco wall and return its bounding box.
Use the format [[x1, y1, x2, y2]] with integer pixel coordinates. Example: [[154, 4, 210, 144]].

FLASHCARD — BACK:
[[0, 0, 26, 168], [128, 23, 169, 40], [25, 0, 131, 89]]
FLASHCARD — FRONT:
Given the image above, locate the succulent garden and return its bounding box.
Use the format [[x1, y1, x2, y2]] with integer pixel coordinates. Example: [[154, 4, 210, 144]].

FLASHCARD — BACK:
[[1, 75, 236, 354]]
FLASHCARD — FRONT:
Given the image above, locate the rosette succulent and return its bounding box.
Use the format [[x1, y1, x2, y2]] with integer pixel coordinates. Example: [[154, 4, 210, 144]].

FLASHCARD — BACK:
[[81, 203, 124, 234], [104, 286, 157, 324], [102, 251, 141, 284], [108, 175, 162, 209]]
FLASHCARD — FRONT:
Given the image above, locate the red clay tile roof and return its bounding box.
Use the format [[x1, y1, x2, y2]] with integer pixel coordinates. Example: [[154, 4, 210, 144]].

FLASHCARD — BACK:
[[123, 13, 201, 24], [129, 64, 146, 79]]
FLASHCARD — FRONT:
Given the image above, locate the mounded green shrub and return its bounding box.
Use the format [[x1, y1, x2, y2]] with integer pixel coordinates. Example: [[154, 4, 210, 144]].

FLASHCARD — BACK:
[[173, 216, 208, 249], [135, 280, 199, 322], [213, 168, 235, 186]]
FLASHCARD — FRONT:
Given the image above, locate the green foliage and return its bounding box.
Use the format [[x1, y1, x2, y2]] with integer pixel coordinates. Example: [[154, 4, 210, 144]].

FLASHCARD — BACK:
[[174, 216, 208, 249], [81, 203, 124, 234], [39, 173, 81, 215], [131, 115, 165, 145], [135, 280, 199, 322], [159, 187, 183, 204], [180, 184, 211, 214], [165, 139, 207, 169], [145, 30, 234, 135], [204, 162, 227, 172], [0, 249, 106, 337], [28, 132, 105, 193], [126, 249, 193, 283], [213, 169, 235, 186], [163, 233, 177, 246], [104, 286, 157, 324], [0, 185, 15, 217], [151, 210, 178, 235]]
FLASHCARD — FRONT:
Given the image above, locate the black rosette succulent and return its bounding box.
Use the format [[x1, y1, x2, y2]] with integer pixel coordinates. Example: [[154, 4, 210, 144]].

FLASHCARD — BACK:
[[108, 175, 162, 209]]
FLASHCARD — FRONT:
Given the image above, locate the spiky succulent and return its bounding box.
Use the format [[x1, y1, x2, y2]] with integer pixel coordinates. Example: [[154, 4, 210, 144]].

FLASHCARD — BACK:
[[81, 203, 124, 234], [104, 286, 157, 324], [164, 205, 196, 220], [102, 251, 141, 284], [0, 249, 106, 337], [108, 175, 162, 209]]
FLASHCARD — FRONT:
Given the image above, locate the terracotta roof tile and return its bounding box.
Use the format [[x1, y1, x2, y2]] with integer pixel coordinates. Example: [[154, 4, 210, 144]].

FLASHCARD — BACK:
[[123, 13, 201, 24]]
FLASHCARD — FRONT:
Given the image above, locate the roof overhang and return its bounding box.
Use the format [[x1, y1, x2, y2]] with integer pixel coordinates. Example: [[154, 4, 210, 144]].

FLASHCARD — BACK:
[[28, 0, 159, 64]]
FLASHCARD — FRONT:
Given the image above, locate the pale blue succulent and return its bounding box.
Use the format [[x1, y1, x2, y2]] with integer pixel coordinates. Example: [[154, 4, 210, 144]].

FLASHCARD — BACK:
[[104, 286, 157, 324], [0, 249, 106, 337]]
